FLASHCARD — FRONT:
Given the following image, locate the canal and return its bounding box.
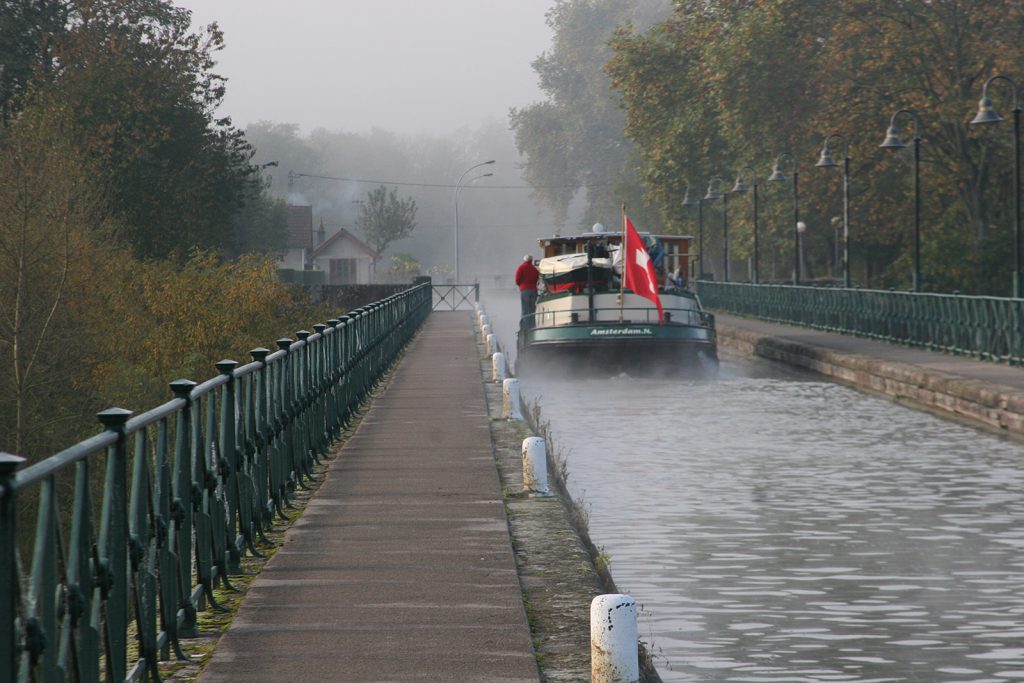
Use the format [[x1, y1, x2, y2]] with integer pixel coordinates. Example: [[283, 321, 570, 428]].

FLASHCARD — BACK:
[[482, 289, 1024, 682]]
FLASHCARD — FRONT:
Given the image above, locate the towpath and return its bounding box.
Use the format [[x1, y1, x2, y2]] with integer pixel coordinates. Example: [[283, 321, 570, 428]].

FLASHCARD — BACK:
[[197, 312, 539, 682]]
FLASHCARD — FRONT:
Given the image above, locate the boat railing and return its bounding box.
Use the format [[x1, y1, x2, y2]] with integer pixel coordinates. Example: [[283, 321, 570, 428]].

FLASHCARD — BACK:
[[524, 305, 714, 330]]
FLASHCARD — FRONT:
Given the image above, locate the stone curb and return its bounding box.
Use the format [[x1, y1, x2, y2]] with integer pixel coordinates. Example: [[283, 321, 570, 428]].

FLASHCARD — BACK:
[[476, 319, 664, 682]]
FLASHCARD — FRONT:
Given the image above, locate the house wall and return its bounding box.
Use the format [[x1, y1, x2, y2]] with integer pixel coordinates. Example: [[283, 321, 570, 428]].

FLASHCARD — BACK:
[[278, 247, 307, 271], [312, 239, 375, 284]]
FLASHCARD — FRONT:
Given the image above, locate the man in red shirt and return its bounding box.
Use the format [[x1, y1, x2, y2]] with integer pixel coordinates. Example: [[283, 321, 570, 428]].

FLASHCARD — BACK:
[[514, 254, 540, 322]]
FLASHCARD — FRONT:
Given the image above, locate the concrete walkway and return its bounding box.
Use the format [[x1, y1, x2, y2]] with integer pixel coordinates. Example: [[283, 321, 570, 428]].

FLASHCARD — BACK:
[[198, 312, 539, 683]]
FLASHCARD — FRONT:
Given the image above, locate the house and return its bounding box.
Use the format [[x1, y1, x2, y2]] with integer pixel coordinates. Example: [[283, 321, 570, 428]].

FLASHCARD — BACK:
[[280, 204, 313, 270], [310, 219, 378, 284]]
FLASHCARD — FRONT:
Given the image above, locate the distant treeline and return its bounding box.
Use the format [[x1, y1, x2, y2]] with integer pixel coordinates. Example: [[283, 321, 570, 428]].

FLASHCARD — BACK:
[[513, 0, 1024, 294], [0, 1, 327, 460]]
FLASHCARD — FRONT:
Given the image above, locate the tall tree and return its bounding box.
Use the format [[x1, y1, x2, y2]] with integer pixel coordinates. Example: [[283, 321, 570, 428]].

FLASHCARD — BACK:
[[355, 185, 417, 259], [0, 96, 108, 458], [511, 0, 671, 230], [2, 0, 260, 258], [607, 0, 1024, 292]]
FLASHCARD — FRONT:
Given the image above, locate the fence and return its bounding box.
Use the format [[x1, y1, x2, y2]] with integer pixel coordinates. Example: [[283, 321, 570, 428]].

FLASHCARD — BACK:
[[431, 284, 479, 311], [697, 281, 1024, 365], [0, 282, 432, 682]]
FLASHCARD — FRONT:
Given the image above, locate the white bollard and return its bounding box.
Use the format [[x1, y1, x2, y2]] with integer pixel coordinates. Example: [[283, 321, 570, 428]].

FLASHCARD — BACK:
[[591, 594, 639, 683], [482, 323, 492, 338], [502, 378, 523, 421], [479, 313, 490, 331], [492, 352, 507, 382], [486, 333, 496, 355], [520, 436, 550, 495]]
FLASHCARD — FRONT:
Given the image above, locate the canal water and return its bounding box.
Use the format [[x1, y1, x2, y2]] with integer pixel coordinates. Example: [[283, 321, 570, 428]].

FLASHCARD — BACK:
[[481, 289, 1024, 682]]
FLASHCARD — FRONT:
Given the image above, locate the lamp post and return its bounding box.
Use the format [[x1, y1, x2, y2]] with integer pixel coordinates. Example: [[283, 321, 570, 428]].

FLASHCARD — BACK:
[[815, 134, 852, 288], [704, 178, 726, 281], [880, 109, 923, 292], [797, 220, 807, 281], [731, 167, 759, 283], [768, 152, 800, 285], [454, 160, 496, 282], [971, 75, 1021, 298], [681, 181, 699, 281]]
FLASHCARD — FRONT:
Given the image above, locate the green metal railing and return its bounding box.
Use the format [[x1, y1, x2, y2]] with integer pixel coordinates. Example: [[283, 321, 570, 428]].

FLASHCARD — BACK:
[[697, 281, 1024, 365], [1, 282, 431, 682]]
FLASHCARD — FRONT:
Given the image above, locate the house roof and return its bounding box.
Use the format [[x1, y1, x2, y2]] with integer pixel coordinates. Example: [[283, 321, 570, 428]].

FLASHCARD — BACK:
[[311, 227, 379, 260], [286, 205, 313, 249]]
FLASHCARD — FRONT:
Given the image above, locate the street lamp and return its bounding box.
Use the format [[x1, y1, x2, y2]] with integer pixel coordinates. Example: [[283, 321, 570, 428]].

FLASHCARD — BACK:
[[681, 181, 699, 281], [768, 152, 801, 285], [816, 134, 852, 288], [971, 75, 1021, 298], [704, 177, 727, 281], [880, 109, 923, 292], [731, 167, 759, 283], [454, 159, 496, 282], [797, 220, 807, 282]]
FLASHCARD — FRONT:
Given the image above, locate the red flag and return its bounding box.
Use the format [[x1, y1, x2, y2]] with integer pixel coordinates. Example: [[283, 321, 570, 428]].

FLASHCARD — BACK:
[[623, 215, 664, 323]]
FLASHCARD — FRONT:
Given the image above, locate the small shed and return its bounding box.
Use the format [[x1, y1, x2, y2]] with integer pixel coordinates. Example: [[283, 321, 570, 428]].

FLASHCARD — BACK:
[[310, 222, 379, 284]]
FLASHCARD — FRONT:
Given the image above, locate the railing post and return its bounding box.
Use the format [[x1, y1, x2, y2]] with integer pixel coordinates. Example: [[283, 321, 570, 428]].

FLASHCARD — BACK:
[[294, 330, 314, 485], [215, 360, 243, 574], [275, 337, 296, 504], [169, 379, 198, 639], [313, 323, 330, 457], [96, 407, 134, 682], [248, 349, 273, 538], [0, 453, 26, 683], [328, 319, 345, 432]]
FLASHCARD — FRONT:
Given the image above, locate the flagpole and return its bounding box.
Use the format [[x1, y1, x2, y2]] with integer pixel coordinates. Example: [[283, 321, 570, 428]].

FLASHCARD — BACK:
[[620, 204, 626, 322]]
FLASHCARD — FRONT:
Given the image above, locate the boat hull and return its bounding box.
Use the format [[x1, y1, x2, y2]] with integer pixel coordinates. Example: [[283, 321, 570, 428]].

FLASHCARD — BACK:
[[517, 321, 717, 377]]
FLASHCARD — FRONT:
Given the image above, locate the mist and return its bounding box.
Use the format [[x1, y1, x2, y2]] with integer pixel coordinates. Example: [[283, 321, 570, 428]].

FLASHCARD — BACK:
[[168, 0, 592, 283], [248, 119, 583, 285]]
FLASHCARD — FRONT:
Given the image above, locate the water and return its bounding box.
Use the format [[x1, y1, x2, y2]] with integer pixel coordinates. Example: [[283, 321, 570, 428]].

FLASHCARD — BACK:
[[482, 289, 1024, 682]]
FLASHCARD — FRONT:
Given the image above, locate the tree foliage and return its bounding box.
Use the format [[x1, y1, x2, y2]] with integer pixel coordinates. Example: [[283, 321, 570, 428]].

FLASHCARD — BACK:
[[355, 185, 418, 258], [0, 94, 107, 456], [607, 0, 1024, 293], [1, 0, 265, 258], [510, 0, 671, 230]]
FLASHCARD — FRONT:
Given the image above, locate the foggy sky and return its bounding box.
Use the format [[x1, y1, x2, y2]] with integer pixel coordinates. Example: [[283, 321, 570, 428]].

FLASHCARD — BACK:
[[174, 0, 555, 136]]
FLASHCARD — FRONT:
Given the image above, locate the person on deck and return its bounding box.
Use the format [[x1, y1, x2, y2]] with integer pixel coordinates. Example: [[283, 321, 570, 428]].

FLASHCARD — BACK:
[[515, 254, 540, 322]]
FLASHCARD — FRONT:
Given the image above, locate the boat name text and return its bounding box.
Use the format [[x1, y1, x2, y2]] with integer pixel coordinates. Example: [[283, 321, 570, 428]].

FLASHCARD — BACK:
[[589, 327, 653, 337]]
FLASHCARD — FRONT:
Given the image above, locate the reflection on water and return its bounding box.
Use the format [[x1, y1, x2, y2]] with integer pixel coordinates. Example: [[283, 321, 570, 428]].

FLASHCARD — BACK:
[[482, 290, 1024, 682]]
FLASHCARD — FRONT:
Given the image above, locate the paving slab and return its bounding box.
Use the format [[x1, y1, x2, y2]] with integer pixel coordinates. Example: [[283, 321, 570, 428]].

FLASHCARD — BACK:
[[198, 312, 539, 683]]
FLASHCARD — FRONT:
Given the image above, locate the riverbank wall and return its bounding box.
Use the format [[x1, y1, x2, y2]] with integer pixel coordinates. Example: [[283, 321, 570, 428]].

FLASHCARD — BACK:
[[714, 316, 1024, 438], [477, 323, 663, 682]]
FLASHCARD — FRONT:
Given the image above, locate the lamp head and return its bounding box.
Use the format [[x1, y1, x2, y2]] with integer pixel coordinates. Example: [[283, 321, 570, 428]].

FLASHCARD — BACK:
[[768, 165, 787, 182], [815, 146, 838, 168], [797, 220, 807, 234], [703, 188, 721, 201], [681, 188, 698, 207], [731, 177, 748, 193], [879, 125, 906, 150], [970, 96, 1004, 125]]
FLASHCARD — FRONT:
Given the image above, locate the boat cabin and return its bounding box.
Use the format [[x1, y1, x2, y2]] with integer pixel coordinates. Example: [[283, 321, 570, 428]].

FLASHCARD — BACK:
[[537, 229, 694, 293]]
